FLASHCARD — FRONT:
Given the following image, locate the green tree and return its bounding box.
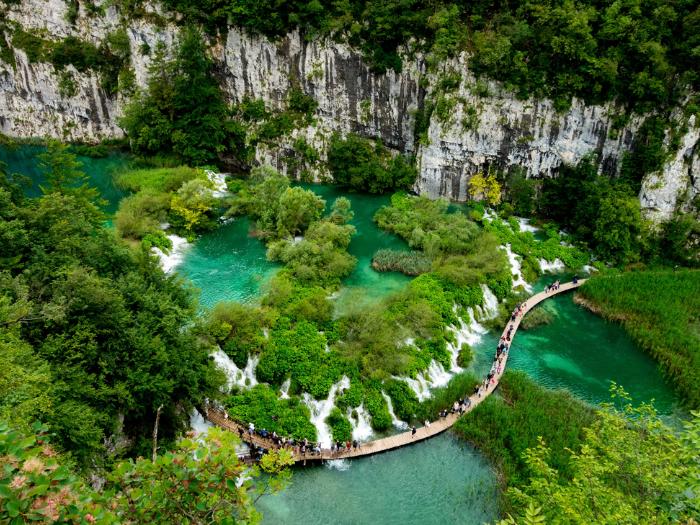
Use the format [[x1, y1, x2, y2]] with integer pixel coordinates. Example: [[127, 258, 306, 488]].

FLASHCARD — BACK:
[[593, 190, 642, 265], [277, 186, 325, 236], [329, 196, 354, 225], [170, 178, 217, 233], [501, 388, 700, 524], [120, 27, 232, 165], [37, 141, 99, 204]]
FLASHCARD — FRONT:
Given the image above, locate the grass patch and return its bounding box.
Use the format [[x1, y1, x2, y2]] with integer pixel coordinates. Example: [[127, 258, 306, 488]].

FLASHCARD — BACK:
[[577, 269, 700, 408], [371, 248, 432, 275], [453, 371, 595, 513], [115, 166, 205, 193]]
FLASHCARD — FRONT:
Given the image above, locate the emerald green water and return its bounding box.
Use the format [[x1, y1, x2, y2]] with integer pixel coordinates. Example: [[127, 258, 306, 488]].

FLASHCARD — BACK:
[[178, 184, 411, 310], [180, 217, 279, 307], [0, 144, 130, 215], [470, 277, 682, 415], [259, 433, 498, 525], [298, 184, 411, 314]]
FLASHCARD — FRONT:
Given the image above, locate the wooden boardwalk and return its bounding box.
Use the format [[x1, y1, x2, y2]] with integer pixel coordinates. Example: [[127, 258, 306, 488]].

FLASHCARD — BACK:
[[207, 279, 585, 462]]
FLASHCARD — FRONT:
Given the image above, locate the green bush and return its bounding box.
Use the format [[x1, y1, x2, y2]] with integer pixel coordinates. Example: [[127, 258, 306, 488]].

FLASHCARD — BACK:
[[520, 305, 553, 330], [115, 166, 205, 193], [457, 343, 473, 367], [114, 190, 170, 239], [225, 384, 317, 441], [326, 407, 353, 442]]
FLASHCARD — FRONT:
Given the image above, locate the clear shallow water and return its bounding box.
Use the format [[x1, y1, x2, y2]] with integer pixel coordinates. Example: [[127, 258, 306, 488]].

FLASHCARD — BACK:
[[179, 217, 279, 308], [0, 144, 130, 215], [177, 183, 411, 310], [259, 433, 498, 525], [469, 276, 682, 415]]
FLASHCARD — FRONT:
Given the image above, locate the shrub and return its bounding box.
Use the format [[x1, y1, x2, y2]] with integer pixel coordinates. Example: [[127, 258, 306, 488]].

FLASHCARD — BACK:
[[371, 249, 432, 275], [326, 407, 353, 442]]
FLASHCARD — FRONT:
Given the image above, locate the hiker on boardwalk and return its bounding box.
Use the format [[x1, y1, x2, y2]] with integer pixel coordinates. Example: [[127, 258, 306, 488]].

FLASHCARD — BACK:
[[411, 426, 417, 438]]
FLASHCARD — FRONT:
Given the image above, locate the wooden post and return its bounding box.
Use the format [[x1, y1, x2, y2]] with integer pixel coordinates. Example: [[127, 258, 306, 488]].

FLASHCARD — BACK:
[[152, 404, 164, 462]]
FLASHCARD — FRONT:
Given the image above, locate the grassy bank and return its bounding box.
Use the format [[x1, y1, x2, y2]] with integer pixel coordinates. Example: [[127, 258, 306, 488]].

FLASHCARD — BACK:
[[453, 371, 595, 513], [577, 269, 700, 408]]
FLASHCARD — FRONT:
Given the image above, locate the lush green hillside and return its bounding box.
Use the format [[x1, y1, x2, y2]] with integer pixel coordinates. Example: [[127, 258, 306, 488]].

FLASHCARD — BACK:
[[577, 269, 700, 408]]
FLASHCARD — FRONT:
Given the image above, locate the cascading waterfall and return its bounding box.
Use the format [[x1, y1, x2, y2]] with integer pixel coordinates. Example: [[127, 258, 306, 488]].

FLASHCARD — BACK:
[[502, 244, 533, 292], [211, 348, 259, 392], [515, 217, 539, 233], [205, 170, 229, 198], [279, 378, 291, 399], [382, 392, 408, 429], [397, 360, 452, 401], [189, 408, 213, 435], [539, 258, 566, 273], [302, 376, 351, 448], [348, 405, 373, 441], [152, 234, 191, 274], [479, 285, 500, 320]]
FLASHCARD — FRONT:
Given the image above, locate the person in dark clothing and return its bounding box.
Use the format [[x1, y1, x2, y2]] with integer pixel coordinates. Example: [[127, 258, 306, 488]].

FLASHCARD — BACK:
[[411, 426, 417, 438]]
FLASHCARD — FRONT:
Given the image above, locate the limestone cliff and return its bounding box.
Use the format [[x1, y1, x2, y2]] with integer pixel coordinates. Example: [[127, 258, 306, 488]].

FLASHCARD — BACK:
[[0, 0, 697, 220]]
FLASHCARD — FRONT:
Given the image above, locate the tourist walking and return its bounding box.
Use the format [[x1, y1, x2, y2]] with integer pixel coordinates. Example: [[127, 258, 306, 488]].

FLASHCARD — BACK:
[[411, 426, 417, 438]]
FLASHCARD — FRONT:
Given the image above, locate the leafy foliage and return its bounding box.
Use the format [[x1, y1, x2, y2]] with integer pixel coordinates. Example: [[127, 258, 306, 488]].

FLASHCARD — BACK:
[[120, 27, 236, 165], [500, 387, 700, 524], [327, 133, 416, 194], [0, 423, 294, 524], [0, 158, 223, 465], [371, 248, 432, 276]]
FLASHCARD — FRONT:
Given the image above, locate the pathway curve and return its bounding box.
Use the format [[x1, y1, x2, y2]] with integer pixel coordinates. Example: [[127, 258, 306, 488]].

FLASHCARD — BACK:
[[207, 279, 585, 462]]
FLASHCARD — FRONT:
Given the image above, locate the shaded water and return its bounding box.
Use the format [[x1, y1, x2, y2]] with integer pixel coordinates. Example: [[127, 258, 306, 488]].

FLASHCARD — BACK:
[[470, 276, 682, 415], [0, 144, 129, 214], [259, 433, 498, 525]]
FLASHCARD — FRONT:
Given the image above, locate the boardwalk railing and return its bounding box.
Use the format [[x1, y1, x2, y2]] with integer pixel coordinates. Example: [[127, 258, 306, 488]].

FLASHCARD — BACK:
[[207, 279, 586, 463]]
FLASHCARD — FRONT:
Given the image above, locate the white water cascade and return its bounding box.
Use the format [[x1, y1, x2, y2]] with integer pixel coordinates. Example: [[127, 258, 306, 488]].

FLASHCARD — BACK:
[[189, 408, 213, 435], [398, 360, 452, 401], [279, 378, 291, 399], [302, 376, 351, 448], [152, 234, 191, 274], [348, 405, 373, 441], [502, 244, 533, 292], [382, 392, 408, 430], [515, 217, 539, 233], [211, 348, 259, 392], [205, 170, 229, 198], [478, 284, 500, 320], [539, 258, 566, 273]]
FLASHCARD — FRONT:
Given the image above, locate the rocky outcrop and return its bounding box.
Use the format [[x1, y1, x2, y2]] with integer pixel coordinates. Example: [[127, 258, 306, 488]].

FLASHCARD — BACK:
[[0, 0, 697, 219], [640, 116, 699, 222]]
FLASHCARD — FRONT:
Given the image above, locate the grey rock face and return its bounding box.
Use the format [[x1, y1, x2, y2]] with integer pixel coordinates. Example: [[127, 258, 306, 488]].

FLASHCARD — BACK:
[[0, 1, 697, 220]]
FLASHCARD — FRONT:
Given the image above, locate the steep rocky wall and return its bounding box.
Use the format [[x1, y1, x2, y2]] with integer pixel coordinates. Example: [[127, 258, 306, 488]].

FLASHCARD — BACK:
[[0, 0, 697, 219]]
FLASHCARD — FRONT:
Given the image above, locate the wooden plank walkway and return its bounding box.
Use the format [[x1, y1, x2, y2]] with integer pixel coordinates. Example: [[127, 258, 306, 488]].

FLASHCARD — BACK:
[[207, 279, 585, 463]]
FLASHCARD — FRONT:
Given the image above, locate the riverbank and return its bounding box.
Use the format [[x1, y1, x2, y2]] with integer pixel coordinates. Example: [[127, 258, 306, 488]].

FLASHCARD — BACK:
[[576, 269, 700, 408]]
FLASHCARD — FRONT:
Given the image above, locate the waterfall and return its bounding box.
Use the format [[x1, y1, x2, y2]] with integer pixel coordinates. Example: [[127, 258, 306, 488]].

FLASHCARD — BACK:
[[501, 244, 533, 292], [302, 376, 351, 448], [582, 264, 598, 274], [382, 392, 408, 430], [205, 170, 228, 198], [279, 378, 291, 399], [151, 234, 190, 274], [348, 405, 373, 441], [448, 307, 488, 370], [396, 360, 452, 401], [539, 258, 565, 273], [479, 285, 500, 320], [211, 348, 259, 392], [515, 217, 539, 233], [189, 408, 213, 435]]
